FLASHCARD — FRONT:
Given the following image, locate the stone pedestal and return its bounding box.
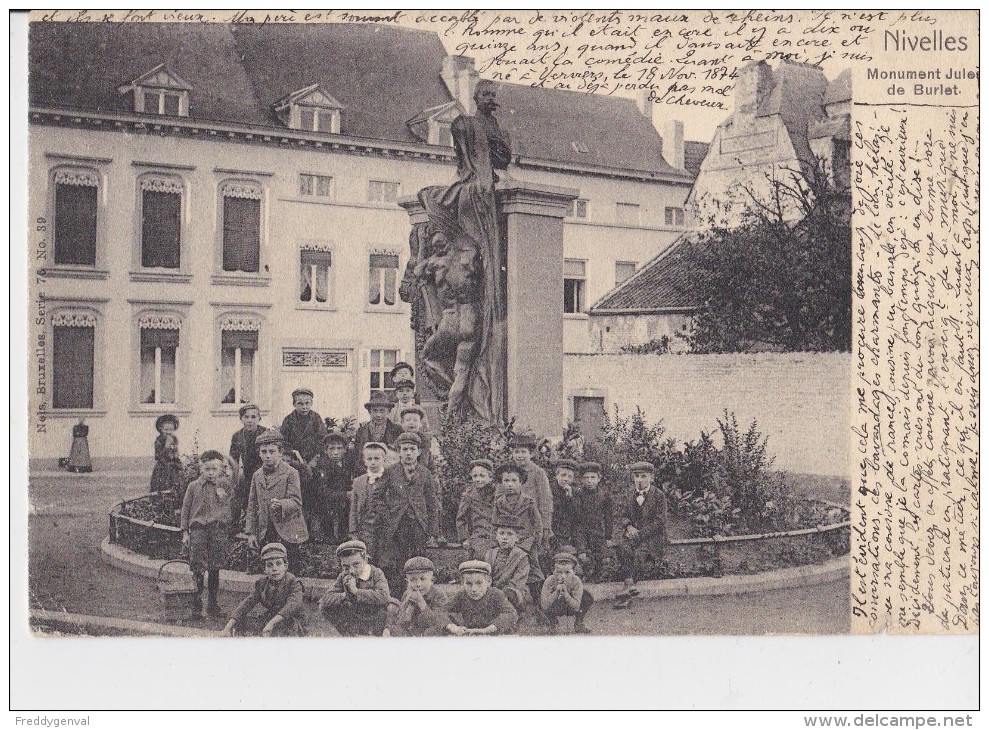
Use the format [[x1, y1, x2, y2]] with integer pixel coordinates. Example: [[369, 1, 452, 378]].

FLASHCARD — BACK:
[[496, 180, 577, 438], [399, 179, 577, 438]]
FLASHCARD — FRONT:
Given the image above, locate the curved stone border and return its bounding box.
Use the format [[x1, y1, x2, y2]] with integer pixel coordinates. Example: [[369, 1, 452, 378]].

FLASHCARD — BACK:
[[101, 537, 848, 601], [30, 608, 215, 638]]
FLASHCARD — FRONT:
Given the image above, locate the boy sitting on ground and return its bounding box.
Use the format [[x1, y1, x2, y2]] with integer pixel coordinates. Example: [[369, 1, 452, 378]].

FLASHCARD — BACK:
[[484, 515, 531, 612], [540, 551, 594, 635], [222, 542, 305, 636], [445, 561, 518, 636], [318, 540, 391, 637], [386, 556, 449, 637]]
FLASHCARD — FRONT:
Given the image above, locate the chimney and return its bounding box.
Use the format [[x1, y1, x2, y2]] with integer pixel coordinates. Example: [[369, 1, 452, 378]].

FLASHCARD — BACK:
[[636, 89, 654, 126], [736, 60, 773, 116], [441, 55, 480, 115], [663, 119, 685, 170]]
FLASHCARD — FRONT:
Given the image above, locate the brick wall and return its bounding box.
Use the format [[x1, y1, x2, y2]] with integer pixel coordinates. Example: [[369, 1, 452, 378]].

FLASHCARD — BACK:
[[563, 352, 850, 477]]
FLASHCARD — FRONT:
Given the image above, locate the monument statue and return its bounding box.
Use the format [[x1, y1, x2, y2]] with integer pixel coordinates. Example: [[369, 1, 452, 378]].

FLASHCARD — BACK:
[[400, 80, 511, 426]]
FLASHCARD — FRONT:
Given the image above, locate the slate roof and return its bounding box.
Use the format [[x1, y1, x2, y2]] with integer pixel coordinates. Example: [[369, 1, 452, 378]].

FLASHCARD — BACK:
[[824, 68, 852, 106], [683, 140, 709, 176], [29, 22, 694, 178], [589, 235, 705, 313]]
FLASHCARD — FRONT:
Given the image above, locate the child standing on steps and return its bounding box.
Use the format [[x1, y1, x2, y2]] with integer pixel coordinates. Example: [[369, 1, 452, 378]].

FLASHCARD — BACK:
[[181, 450, 236, 618]]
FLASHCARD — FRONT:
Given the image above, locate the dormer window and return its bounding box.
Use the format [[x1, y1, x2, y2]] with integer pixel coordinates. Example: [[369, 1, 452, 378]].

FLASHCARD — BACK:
[[431, 120, 454, 147], [408, 101, 462, 147], [275, 84, 344, 134], [118, 63, 191, 117]]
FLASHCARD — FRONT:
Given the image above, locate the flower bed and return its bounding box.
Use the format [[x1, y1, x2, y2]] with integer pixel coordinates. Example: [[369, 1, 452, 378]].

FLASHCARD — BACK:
[[109, 492, 848, 583]]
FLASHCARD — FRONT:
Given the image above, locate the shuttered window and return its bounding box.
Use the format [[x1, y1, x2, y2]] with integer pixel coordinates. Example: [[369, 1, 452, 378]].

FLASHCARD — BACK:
[[141, 180, 182, 268], [52, 321, 95, 409], [221, 182, 262, 273], [53, 174, 98, 266]]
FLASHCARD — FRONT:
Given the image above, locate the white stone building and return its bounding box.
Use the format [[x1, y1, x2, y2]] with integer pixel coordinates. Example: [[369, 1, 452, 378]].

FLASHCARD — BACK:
[[28, 22, 701, 461]]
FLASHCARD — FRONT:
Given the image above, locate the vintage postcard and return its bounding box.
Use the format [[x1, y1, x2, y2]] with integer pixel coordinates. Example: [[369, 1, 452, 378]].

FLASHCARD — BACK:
[[22, 9, 976, 651]]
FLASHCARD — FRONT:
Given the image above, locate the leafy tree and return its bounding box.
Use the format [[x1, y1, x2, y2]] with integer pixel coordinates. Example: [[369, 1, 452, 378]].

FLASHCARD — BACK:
[[685, 160, 851, 353]]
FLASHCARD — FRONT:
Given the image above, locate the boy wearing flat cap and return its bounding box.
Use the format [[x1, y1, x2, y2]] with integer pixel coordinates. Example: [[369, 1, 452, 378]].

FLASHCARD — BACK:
[[399, 405, 439, 473], [387, 556, 449, 637], [508, 434, 553, 551], [445, 561, 518, 636], [550, 459, 581, 552], [245, 429, 309, 571], [456, 459, 498, 560], [279, 387, 328, 465], [575, 461, 614, 582], [484, 514, 531, 612], [319, 540, 392, 636], [312, 429, 356, 543], [367, 432, 441, 593], [353, 391, 403, 469], [390, 379, 419, 427], [541, 551, 594, 634], [614, 461, 668, 609], [229, 404, 268, 527], [222, 542, 305, 636]]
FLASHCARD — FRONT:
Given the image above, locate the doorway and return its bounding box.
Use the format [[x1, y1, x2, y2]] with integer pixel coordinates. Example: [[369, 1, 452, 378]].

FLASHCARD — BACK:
[[277, 347, 355, 425]]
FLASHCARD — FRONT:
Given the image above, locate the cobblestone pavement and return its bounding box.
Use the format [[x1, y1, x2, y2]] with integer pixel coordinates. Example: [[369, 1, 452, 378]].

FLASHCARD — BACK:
[[26, 471, 850, 636]]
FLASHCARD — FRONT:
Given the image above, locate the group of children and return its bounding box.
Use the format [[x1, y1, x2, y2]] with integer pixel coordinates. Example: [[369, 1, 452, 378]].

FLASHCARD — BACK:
[[160, 360, 670, 630]]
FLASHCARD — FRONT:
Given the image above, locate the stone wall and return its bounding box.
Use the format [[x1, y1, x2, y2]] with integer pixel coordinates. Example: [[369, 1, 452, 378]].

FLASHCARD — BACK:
[[563, 352, 850, 477]]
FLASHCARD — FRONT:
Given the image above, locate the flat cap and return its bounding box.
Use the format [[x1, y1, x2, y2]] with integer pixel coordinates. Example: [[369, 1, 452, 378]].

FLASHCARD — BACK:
[[469, 458, 494, 473], [494, 462, 527, 483], [291, 387, 314, 399], [365, 391, 393, 410], [335, 539, 368, 557], [396, 432, 422, 447], [553, 458, 580, 473], [493, 514, 523, 530], [362, 441, 388, 453], [390, 362, 415, 378], [256, 429, 285, 447], [508, 433, 537, 449], [552, 552, 580, 565], [323, 429, 349, 445], [458, 560, 492, 577], [394, 380, 416, 391], [404, 556, 436, 574], [629, 461, 655, 474], [260, 542, 287, 561], [579, 461, 602, 475], [400, 405, 426, 419], [238, 403, 261, 417]]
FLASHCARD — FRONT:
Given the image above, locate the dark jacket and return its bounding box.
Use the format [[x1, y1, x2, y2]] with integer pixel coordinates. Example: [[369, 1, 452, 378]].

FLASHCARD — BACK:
[[485, 546, 531, 597], [319, 565, 392, 612], [279, 410, 327, 464], [312, 453, 356, 505], [576, 487, 615, 549], [229, 425, 268, 485], [456, 483, 497, 546], [550, 481, 580, 548], [367, 463, 440, 557], [619, 486, 668, 545], [231, 573, 305, 626], [492, 491, 543, 553], [352, 420, 403, 463], [446, 587, 518, 634], [348, 472, 384, 541], [390, 586, 449, 637]]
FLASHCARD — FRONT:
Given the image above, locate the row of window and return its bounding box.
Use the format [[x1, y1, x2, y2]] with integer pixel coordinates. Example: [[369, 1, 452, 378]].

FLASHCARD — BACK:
[[565, 198, 686, 227], [48, 309, 403, 412], [47, 165, 403, 273], [563, 259, 638, 314]]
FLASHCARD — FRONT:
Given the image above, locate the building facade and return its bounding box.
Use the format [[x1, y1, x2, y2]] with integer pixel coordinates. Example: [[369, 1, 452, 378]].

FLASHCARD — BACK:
[[29, 22, 698, 460]]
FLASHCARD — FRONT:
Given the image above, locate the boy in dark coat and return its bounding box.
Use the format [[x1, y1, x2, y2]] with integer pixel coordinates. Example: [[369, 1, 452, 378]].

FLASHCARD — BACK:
[[181, 450, 236, 617], [279, 387, 327, 465], [222, 542, 305, 636], [550, 459, 581, 551], [352, 391, 403, 469], [387, 556, 449, 637], [575, 461, 614, 582], [228, 404, 268, 527], [614, 461, 668, 609], [484, 515, 531, 611], [319, 540, 391, 636], [367, 432, 440, 593], [312, 429, 355, 542], [455, 458, 498, 560], [445, 560, 518, 636]]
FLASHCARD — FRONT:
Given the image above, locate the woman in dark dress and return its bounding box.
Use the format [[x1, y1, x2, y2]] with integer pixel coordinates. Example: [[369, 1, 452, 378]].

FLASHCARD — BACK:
[[67, 418, 92, 473]]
